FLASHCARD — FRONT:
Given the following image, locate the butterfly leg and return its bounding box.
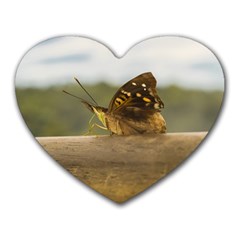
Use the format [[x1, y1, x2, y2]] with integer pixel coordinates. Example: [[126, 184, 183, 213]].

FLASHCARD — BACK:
[[84, 123, 108, 135], [92, 123, 108, 131], [83, 114, 96, 135], [84, 114, 108, 135]]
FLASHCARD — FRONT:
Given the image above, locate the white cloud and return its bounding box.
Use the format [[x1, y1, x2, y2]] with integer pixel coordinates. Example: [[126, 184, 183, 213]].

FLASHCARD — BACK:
[[15, 36, 225, 90]]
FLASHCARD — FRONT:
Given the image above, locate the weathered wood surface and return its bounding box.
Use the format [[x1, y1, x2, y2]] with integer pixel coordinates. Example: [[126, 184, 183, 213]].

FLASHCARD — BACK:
[[36, 132, 207, 203]]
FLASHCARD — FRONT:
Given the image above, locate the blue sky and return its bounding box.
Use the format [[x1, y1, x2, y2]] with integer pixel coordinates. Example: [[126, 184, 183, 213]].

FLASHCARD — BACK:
[[15, 36, 225, 90]]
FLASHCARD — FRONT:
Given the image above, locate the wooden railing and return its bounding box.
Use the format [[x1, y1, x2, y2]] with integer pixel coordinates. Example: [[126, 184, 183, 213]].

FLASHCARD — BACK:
[[36, 132, 207, 203]]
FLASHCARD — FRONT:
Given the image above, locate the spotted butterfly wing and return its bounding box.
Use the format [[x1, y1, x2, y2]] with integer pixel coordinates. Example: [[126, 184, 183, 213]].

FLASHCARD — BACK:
[[107, 72, 164, 118], [63, 72, 166, 135]]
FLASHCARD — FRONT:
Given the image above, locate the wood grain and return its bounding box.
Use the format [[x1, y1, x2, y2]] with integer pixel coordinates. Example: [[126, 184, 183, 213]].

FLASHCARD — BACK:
[[36, 132, 207, 203]]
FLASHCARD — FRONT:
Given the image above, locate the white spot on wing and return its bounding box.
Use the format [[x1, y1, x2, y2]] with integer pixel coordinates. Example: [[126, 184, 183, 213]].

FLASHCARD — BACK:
[[132, 82, 137, 86], [154, 103, 159, 109], [142, 83, 146, 87]]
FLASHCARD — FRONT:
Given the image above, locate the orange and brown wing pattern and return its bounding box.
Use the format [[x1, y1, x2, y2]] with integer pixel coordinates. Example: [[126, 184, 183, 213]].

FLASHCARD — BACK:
[[108, 72, 164, 118]]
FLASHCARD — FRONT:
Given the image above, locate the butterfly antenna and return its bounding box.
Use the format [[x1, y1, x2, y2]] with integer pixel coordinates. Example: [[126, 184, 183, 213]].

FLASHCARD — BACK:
[[62, 90, 92, 104], [74, 77, 98, 106]]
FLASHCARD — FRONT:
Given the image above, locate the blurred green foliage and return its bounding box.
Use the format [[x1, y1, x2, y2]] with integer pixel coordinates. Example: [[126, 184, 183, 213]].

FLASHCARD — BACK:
[[15, 83, 224, 137]]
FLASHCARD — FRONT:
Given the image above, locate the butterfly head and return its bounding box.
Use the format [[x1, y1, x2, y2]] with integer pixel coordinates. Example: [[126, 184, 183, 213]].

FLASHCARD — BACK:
[[92, 106, 107, 127], [80, 100, 107, 127]]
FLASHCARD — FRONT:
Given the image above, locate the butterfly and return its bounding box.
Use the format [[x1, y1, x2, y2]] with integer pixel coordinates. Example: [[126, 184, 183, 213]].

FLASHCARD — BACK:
[[63, 72, 166, 135]]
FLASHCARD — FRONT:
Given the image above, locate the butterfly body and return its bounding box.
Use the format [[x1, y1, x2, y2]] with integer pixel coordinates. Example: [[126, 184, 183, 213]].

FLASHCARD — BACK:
[[104, 110, 166, 135], [80, 72, 166, 135]]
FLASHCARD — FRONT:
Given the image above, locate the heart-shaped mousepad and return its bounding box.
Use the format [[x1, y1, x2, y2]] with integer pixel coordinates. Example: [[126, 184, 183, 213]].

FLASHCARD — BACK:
[[15, 36, 225, 203]]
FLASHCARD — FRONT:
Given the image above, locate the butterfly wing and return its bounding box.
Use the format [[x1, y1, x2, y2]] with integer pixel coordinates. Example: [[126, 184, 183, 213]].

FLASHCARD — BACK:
[[108, 72, 164, 118]]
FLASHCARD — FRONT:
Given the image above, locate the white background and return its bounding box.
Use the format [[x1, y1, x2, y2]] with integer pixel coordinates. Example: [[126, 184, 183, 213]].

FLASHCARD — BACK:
[[0, 1, 239, 240]]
